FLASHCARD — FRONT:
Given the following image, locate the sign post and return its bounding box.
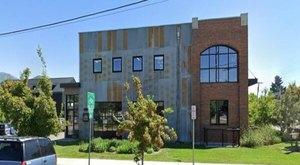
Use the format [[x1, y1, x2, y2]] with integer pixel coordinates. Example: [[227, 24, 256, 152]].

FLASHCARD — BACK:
[[87, 92, 95, 165], [191, 105, 196, 165]]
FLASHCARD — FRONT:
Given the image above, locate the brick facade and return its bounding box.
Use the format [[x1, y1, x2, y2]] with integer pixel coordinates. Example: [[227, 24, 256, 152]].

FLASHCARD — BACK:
[[191, 17, 248, 143]]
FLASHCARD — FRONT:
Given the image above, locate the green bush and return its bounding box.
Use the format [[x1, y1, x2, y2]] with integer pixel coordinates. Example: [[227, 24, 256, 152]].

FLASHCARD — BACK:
[[108, 146, 116, 152], [153, 145, 160, 152], [79, 139, 159, 154], [91, 138, 110, 153], [241, 125, 281, 147], [146, 147, 154, 154], [79, 141, 88, 152], [109, 139, 123, 148], [116, 140, 138, 154]]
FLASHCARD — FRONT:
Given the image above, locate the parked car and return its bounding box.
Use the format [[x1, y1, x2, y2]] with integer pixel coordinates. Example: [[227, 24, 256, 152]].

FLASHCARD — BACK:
[[0, 123, 16, 136], [0, 136, 56, 165]]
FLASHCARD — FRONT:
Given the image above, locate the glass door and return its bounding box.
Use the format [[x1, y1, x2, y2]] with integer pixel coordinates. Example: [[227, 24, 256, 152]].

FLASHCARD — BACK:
[[66, 95, 79, 138]]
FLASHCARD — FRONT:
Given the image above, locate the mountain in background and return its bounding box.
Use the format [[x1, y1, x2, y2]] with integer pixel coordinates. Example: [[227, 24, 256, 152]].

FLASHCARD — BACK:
[[0, 72, 18, 82]]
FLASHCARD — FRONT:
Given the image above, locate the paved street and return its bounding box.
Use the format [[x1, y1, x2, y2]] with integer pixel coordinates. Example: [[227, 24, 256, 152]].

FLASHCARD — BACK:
[[57, 158, 247, 165]]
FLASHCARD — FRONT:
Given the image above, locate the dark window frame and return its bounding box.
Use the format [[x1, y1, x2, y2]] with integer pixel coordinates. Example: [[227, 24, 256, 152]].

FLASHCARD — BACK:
[[112, 57, 122, 72], [93, 58, 102, 73], [132, 56, 143, 72], [210, 100, 228, 125], [94, 102, 122, 132], [200, 45, 238, 83], [153, 54, 164, 71]]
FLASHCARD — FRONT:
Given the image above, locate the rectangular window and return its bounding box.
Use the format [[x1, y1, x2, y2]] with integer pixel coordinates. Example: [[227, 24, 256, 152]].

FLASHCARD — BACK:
[[210, 100, 228, 125], [133, 56, 143, 72], [93, 58, 102, 73], [219, 69, 228, 82], [112, 57, 122, 72], [209, 69, 216, 82], [200, 69, 209, 83], [229, 68, 238, 82], [94, 102, 122, 132], [0, 142, 22, 161], [200, 55, 209, 69], [154, 55, 164, 71], [229, 54, 237, 67]]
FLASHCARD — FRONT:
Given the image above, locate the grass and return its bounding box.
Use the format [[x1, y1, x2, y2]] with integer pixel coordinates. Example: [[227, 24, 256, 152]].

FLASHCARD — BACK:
[[54, 141, 300, 165]]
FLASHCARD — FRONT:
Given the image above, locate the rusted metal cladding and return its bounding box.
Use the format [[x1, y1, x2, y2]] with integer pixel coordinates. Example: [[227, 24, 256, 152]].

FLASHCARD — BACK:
[[79, 23, 193, 141]]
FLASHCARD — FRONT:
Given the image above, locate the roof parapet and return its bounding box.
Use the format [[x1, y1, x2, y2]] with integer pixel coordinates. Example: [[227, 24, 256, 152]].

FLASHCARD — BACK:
[[192, 17, 198, 29], [241, 13, 248, 26]]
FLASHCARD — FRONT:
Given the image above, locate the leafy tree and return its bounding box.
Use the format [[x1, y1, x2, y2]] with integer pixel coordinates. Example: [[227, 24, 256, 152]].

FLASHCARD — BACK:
[[0, 48, 63, 136], [275, 83, 300, 134], [248, 90, 277, 127], [116, 76, 177, 165], [270, 75, 286, 97]]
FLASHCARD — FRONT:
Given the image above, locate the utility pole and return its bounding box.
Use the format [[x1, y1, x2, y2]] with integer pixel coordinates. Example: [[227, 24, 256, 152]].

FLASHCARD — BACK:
[[257, 82, 263, 96]]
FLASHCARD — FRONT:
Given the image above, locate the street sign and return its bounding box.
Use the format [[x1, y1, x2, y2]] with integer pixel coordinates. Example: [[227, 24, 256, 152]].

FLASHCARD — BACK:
[[191, 105, 196, 165], [191, 105, 196, 120], [87, 92, 95, 119], [87, 92, 95, 165]]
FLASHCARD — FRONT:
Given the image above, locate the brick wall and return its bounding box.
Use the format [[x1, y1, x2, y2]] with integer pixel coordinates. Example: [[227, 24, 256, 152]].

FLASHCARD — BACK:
[[190, 17, 248, 143]]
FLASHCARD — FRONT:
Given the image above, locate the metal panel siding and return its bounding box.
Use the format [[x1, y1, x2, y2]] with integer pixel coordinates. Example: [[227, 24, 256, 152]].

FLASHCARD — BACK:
[[127, 28, 147, 50], [181, 78, 188, 107], [107, 31, 112, 51], [180, 24, 192, 46], [116, 30, 123, 50], [148, 27, 153, 48], [79, 22, 194, 141], [112, 31, 117, 51], [122, 30, 128, 50], [154, 27, 159, 48], [102, 31, 108, 51], [97, 32, 102, 52], [84, 33, 98, 53], [159, 26, 164, 47], [164, 25, 177, 47], [79, 33, 84, 54]]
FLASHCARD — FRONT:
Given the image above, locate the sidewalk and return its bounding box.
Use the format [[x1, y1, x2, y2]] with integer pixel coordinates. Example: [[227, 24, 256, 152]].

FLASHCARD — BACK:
[[58, 158, 246, 165]]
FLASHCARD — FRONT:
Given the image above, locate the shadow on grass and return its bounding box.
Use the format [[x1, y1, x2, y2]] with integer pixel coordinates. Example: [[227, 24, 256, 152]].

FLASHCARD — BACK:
[[283, 145, 300, 154], [54, 138, 81, 146], [164, 142, 214, 150]]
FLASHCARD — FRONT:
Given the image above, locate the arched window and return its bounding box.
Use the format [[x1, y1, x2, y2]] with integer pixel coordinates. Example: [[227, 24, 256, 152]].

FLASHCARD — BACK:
[[200, 45, 238, 83]]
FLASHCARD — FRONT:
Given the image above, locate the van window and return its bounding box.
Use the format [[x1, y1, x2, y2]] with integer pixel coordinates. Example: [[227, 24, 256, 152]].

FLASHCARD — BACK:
[[25, 140, 41, 160], [0, 141, 23, 161], [38, 139, 55, 156]]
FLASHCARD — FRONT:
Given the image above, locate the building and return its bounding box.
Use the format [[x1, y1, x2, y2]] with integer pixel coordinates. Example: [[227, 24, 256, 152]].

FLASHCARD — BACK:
[[62, 14, 250, 144], [28, 77, 76, 116]]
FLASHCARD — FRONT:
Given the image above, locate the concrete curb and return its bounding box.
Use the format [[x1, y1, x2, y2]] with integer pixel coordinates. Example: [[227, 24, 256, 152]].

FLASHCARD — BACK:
[[57, 158, 248, 165]]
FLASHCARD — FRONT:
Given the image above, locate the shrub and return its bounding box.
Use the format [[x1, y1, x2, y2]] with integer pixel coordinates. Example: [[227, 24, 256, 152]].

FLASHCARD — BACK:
[[109, 139, 122, 148], [116, 140, 139, 154], [91, 138, 110, 153], [241, 125, 281, 147], [108, 146, 116, 152], [78, 139, 160, 154], [79, 141, 88, 152], [146, 147, 154, 154], [153, 145, 160, 152]]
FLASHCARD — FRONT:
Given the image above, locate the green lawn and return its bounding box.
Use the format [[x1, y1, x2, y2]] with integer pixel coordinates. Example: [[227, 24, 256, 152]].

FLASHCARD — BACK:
[[54, 141, 300, 165]]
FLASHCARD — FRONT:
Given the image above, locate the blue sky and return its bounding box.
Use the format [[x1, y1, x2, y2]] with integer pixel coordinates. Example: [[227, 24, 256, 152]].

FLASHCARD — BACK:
[[0, 0, 299, 94]]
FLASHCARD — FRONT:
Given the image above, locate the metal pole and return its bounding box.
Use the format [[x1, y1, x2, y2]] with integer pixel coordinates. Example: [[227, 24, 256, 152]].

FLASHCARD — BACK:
[[192, 119, 195, 165], [88, 117, 91, 165]]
